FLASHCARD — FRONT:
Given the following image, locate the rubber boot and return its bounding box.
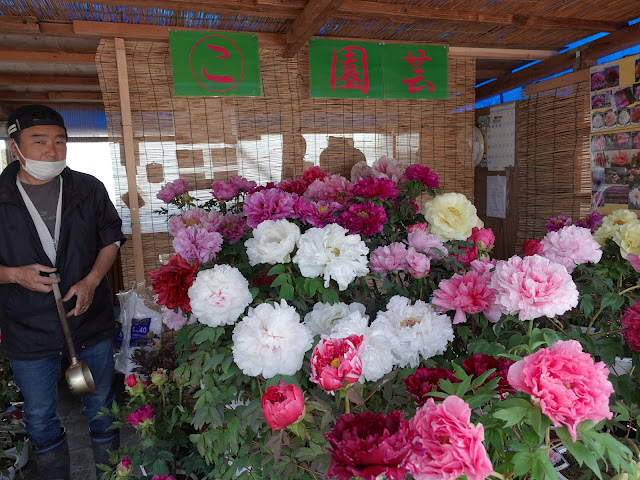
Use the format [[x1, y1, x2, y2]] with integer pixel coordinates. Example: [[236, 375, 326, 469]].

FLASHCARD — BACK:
[[32, 428, 70, 480], [90, 429, 120, 479]]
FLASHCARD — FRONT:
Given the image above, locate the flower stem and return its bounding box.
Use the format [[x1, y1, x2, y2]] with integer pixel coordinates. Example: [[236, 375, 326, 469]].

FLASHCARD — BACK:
[[528, 319, 534, 337], [587, 306, 604, 335], [344, 389, 351, 414], [619, 283, 640, 296]]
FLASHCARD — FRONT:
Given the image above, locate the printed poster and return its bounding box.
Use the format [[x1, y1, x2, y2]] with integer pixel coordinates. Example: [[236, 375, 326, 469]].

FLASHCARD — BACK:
[[486, 103, 515, 171]]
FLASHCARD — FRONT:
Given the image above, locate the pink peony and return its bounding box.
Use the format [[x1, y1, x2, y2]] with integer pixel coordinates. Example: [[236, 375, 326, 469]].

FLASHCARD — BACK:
[[305, 175, 354, 204], [211, 181, 240, 201], [522, 238, 543, 256], [400, 164, 440, 189], [540, 225, 602, 273], [243, 189, 297, 228], [407, 231, 447, 259], [470, 258, 496, 280], [406, 247, 431, 278], [261, 382, 305, 430], [352, 177, 399, 201], [157, 179, 188, 203], [621, 302, 640, 352], [371, 156, 405, 182], [172, 226, 223, 264], [293, 197, 342, 227], [324, 410, 416, 480], [338, 202, 387, 236], [468, 227, 495, 251], [350, 161, 373, 182], [300, 166, 330, 186], [229, 174, 256, 192], [490, 255, 578, 321], [408, 396, 493, 480], [310, 335, 363, 391], [167, 208, 209, 236], [508, 340, 614, 441], [628, 254, 640, 273], [161, 306, 193, 331], [406, 223, 428, 233], [404, 367, 459, 407], [432, 271, 501, 324], [369, 243, 408, 274], [218, 214, 250, 244], [452, 246, 478, 268], [126, 405, 155, 427]]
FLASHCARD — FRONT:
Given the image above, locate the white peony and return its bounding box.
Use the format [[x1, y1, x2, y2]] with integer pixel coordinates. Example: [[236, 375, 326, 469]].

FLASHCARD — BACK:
[[422, 192, 484, 242], [613, 223, 640, 259], [373, 295, 454, 368], [244, 219, 301, 266], [232, 300, 313, 378], [188, 264, 252, 327], [304, 301, 366, 337], [293, 224, 369, 290], [594, 208, 639, 245]]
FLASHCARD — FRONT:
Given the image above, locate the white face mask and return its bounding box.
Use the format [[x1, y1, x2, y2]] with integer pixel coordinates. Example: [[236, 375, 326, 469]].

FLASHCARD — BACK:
[[14, 142, 66, 181]]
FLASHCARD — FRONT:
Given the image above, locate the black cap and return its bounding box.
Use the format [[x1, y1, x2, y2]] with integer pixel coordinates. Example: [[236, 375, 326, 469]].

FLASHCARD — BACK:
[[7, 105, 67, 138]]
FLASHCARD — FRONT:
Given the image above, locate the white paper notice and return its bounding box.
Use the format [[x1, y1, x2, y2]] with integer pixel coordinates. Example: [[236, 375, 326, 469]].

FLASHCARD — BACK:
[[487, 176, 507, 218], [487, 103, 515, 171]]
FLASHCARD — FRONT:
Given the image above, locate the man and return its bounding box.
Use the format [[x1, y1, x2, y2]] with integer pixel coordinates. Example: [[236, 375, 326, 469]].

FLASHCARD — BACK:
[[0, 105, 126, 479]]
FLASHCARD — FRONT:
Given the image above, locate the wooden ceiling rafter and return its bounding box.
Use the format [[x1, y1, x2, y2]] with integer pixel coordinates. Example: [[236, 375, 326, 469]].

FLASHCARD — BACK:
[[0, 91, 103, 103], [0, 75, 99, 87], [0, 50, 95, 63], [284, 0, 347, 57]]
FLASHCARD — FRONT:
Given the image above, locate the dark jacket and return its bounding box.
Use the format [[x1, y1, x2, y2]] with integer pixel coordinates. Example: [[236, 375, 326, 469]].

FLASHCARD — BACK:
[[0, 161, 126, 359]]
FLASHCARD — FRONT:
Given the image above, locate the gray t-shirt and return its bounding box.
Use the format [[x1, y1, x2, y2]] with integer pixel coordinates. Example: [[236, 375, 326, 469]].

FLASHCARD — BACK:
[[20, 175, 60, 238]]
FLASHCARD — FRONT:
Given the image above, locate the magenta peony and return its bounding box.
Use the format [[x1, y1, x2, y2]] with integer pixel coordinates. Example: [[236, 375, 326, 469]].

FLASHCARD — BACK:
[[116, 457, 132, 477], [338, 202, 387, 236], [299, 166, 330, 186], [229, 174, 256, 192], [243, 189, 297, 228], [400, 163, 440, 189], [462, 353, 514, 396], [490, 255, 578, 321], [522, 238, 543, 256], [404, 366, 459, 407], [310, 335, 363, 391], [432, 271, 501, 324], [452, 245, 478, 268], [172, 226, 223, 264], [621, 302, 640, 352], [508, 340, 614, 441], [540, 225, 602, 273], [157, 178, 188, 203], [468, 227, 495, 251], [126, 404, 155, 427], [574, 210, 604, 232], [261, 381, 305, 430], [406, 223, 428, 233], [545, 215, 572, 233], [151, 476, 176, 480], [217, 214, 250, 244], [407, 396, 493, 480], [294, 197, 342, 228], [352, 177, 399, 200], [324, 410, 416, 480], [211, 180, 240, 201]]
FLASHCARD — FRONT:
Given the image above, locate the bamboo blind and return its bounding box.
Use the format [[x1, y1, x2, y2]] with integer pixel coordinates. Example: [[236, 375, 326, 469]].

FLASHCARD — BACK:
[[96, 39, 475, 288], [515, 81, 592, 250]]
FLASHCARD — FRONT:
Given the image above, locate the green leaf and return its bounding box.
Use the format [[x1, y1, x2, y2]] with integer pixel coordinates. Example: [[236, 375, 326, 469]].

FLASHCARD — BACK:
[[267, 264, 286, 276], [512, 451, 534, 477], [556, 427, 603, 479], [601, 292, 625, 312], [492, 403, 530, 428], [193, 327, 215, 345], [280, 283, 294, 300], [532, 448, 559, 480], [270, 273, 290, 288]]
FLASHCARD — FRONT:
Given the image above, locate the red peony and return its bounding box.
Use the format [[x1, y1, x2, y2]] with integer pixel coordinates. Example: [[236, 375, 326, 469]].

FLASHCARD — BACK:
[[278, 178, 307, 196], [404, 366, 459, 407], [126, 404, 155, 427], [522, 238, 543, 256], [324, 411, 416, 480], [352, 177, 399, 201], [621, 302, 640, 352], [300, 166, 330, 186], [400, 164, 440, 189], [148, 254, 198, 313], [462, 353, 514, 395], [338, 202, 387, 236], [261, 381, 305, 430]]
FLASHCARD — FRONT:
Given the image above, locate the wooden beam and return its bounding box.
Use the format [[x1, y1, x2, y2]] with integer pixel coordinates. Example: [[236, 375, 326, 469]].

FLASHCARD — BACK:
[[449, 47, 556, 60], [284, 0, 346, 58], [524, 69, 590, 96], [0, 75, 99, 87], [0, 50, 95, 64], [476, 21, 640, 101], [0, 15, 40, 34], [0, 91, 103, 103], [476, 69, 508, 79]]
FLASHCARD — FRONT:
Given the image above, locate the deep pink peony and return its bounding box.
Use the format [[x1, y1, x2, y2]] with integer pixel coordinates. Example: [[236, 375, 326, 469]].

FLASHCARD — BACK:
[[408, 396, 493, 480], [305, 175, 354, 204], [406, 223, 428, 233], [229, 174, 256, 192], [157, 179, 188, 203], [167, 208, 210, 236], [261, 381, 305, 430], [490, 255, 578, 321], [621, 302, 640, 352], [172, 226, 223, 264], [148, 254, 198, 313], [400, 164, 440, 189], [462, 354, 514, 396], [508, 340, 614, 441], [352, 177, 399, 201], [116, 457, 132, 477], [432, 271, 501, 324], [278, 178, 307, 196], [293, 197, 342, 227], [217, 214, 250, 244], [299, 166, 330, 186], [310, 335, 363, 391], [470, 258, 496, 280], [126, 404, 155, 427], [407, 231, 447, 259], [243, 189, 297, 228], [151, 476, 176, 480], [452, 246, 478, 269], [338, 202, 387, 236], [522, 238, 543, 256], [540, 225, 602, 273], [369, 243, 408, 274], [545, 215, 572, 233], [406, 247, 431, 278], [574, 210, 604, 232], [324, 410, 416, 480], [468, 227, 495, 251], [211, 181, 240, 201], [404, 367, 459, 407]]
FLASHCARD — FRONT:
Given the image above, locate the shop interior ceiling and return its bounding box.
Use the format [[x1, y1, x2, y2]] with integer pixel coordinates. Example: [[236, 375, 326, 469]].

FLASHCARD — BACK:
[[0, 0, 640, 120]]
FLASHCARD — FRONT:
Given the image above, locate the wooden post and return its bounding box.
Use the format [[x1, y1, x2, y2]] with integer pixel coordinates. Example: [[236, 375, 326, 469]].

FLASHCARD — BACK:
[[114, 37, 146, 289]]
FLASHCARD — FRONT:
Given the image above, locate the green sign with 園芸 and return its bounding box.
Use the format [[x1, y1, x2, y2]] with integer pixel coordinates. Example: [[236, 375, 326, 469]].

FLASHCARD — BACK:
[[308, 38, 384, 99], [381, 44, 448, 99], [169, 30, 261, 97]]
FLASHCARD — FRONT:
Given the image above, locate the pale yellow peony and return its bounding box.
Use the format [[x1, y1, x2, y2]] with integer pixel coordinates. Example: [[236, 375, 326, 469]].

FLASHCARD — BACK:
[[421, 192, 483, 242], [613, 223, 640, 259], [594, 209, 639, 245]]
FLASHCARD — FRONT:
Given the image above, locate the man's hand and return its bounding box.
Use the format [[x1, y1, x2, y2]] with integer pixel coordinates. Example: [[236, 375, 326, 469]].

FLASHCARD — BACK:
[[10, 264, 59, 292], [63, 277, 99, 317]]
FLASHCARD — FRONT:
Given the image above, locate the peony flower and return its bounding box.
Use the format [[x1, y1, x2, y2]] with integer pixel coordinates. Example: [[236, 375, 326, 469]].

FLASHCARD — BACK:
[[305, 175, 353, 204], [304, 302, 366, 337], [167, 208, 220, 236], [157, 179, 188, 203], [278, 178, 307, 196], [350, 160, 373, 182], [629, 253, 640, 273], [310, 334, 363, 391], [490, 255, 578, 321], [373, 296, 454, 368], [470, 258, 496, 280], [324, 410, 416, 480], [244, 219, 301, 266], [371, 155, 406, 182], [462, 353, 514, 396], [211, 180, 240, 201], [407, 396, 493, 480], [126, 405, 155, 428], [594, 209, 640, 245], [422, 192, 483, 242], [161, 306, 193, 331], [621, 302, 640, 352], [352, 177, 399, 200], [261, 382, 305, 430], [540, 225, 602, 272], [613, 223, 640, 259], [300, 166, 330, 186], [229, 174, 256, 192], [508, 340, 614, 441], [172, 226, 223, 264], [369, 243, 408, 274], [407, 231, 447, 259], [522, 238, 543, 256], [293, 224, 369, 290], [338, 202, 387, 236], [149, 254, 198, 313], [151, 368, 168, 387], [294, 198, 342, 227], [243, 189, 297, 228], [432, 271, 501, 324], [218, 214, 250, 244], [188, 264, 252, 327], [406, 223, 428, 233], [405, 247, 431, 278], [574, 210, 604, 232], [124, 374, 144, 397], [116, 457, 132, 478], [151, 476, 176, 480], [232, 300, 313, 378], [468, 227, 495, 251], [400, 163, 440, 189], [452, 245, 478, 268], [545, 215, 572, 233], [404, 367, 459, 407]]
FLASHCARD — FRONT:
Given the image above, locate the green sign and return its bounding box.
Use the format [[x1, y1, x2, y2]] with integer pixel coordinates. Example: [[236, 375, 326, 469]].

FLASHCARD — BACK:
[[382, 44, 448, 99], [309, 38, 383, 99], [169, 30, 261, 97]]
